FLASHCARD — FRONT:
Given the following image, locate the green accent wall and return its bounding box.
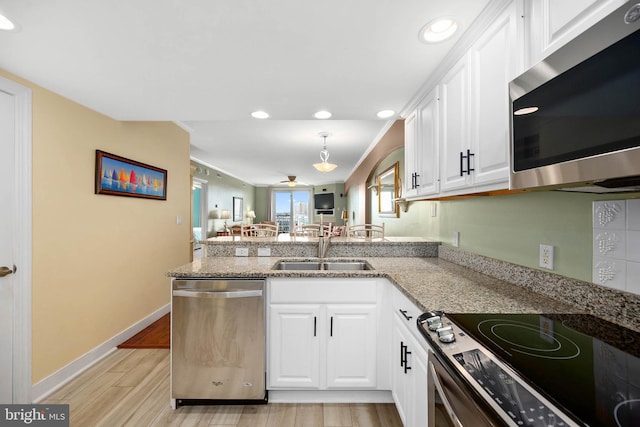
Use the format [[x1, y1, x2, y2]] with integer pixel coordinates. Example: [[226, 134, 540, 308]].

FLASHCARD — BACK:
[[405, 189, 640, 283]]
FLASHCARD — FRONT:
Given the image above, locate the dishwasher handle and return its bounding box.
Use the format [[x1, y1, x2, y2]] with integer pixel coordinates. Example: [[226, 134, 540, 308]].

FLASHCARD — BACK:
[[172, 289, 263, 299]]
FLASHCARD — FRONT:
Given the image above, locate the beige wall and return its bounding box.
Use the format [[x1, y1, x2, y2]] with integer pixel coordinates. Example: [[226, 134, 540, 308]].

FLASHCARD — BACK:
[[1, 70, 191, 383]]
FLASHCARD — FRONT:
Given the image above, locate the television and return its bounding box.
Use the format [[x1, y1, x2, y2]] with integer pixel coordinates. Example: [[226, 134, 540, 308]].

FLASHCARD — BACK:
[[314, 193, 334, 210]]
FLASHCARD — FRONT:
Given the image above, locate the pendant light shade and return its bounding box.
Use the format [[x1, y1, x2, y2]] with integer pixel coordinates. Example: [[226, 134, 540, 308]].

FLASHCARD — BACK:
[[313, 133, 337, 172]]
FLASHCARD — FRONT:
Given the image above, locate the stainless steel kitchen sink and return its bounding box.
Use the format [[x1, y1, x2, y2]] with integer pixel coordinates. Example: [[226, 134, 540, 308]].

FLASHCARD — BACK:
[[273, 261, 322, 270], [273, 260, 373, 271]]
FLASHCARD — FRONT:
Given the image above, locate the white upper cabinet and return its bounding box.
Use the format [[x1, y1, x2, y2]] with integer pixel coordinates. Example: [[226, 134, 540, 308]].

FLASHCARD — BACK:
[[439, 1, 518, 196], [404, 87, 440, 199], [404, 110, 419, 199], [525, 0, 628, 68], [469, 1, 519, 188], [406, 1, 520, 198], [439, 55, 471, 194]]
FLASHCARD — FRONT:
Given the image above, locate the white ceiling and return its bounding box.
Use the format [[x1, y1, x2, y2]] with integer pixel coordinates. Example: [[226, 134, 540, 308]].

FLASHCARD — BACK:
[[0, 0, 490, 186]]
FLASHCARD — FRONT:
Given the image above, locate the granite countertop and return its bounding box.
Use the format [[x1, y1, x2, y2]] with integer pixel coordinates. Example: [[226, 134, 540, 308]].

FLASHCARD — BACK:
[[167, 256, 576, 315]]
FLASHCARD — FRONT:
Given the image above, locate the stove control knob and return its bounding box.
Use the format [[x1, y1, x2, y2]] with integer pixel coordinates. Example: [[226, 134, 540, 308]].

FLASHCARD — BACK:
[[437, 326, 455, 343], [426, 316, 443, 331]]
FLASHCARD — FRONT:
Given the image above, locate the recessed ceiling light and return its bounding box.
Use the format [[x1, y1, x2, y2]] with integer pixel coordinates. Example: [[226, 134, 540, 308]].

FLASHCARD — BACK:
[[0, 12, 16, 31], [251, 110, 269, 119], [419, 17, 458, 43], [314, 110, 332, 119], [513, 106, 539, 116], [376, 110, 395, 119]]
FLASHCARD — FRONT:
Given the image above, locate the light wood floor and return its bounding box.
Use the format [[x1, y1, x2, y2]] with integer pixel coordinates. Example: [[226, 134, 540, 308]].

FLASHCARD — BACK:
[[41, 348, 403, 427]]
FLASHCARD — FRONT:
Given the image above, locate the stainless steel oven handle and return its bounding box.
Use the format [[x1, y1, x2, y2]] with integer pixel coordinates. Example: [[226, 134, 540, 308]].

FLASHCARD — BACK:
[[172, 289, 263, 299], [428, 354, 464, 427]]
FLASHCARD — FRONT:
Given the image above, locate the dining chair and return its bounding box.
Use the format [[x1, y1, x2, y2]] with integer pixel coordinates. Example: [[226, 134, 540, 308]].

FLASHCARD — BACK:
[[241, 223, 278, 237], [346, 223, 384, 239]]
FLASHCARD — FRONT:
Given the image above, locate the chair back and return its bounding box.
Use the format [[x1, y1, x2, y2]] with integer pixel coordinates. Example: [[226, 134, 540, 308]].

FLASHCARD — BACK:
[[292, 223, 331, 237], [347, 223, 384, 239], [229, 225, 242, 236], [241, 223, 278, 237]]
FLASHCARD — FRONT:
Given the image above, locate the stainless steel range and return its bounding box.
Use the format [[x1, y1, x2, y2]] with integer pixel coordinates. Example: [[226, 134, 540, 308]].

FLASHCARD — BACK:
[[418, 312, 640, 427]]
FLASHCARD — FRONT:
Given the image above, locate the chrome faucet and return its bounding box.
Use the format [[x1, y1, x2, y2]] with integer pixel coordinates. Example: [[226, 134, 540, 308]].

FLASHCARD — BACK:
[[318, 215, 331, 258], [318, 235, 331, 258]]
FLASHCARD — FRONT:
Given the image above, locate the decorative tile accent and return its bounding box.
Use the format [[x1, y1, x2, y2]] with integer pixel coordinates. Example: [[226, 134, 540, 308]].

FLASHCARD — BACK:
[[593, 201, 625, 229], [627, 199, 640, 230], [592, 200, 640, 296], [627, 262, 640, 295], [593, 230, 625, 259], [593, 258, 626, 291], [627, 230, 640, 262]]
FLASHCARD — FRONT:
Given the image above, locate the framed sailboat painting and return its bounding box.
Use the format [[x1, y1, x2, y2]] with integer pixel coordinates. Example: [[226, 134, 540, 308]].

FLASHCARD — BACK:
[[95, 150, 167, 200]]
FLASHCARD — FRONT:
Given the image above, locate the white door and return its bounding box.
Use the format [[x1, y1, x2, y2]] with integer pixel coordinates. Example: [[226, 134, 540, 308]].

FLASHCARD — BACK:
[[0, 76, 32, 404], [0, 89, 16, 403], [439, 56, 471, 193], [268, 304, 321, 388], [325, 304, 377, 388]]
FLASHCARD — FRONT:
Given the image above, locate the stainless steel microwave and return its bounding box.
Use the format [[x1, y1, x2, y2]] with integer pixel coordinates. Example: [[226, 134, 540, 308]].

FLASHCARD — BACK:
[[509, 1, 640, 192]]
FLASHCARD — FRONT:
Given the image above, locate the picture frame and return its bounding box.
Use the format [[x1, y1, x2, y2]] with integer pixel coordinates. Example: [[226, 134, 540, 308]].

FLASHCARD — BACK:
[[95, 150, 167, 200], [233, 197, 243, 222]]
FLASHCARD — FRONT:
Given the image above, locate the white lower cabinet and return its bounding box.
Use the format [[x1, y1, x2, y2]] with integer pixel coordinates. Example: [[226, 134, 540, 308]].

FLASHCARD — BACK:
[[391, 290, 429, 427], [326, 304, 378, 388], [269, 304, 321, 388], [267, 278, 382, 390]]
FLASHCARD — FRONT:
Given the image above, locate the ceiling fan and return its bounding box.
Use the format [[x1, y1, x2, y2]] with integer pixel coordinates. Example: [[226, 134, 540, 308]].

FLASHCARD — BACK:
[[280, 176, 300, 187]]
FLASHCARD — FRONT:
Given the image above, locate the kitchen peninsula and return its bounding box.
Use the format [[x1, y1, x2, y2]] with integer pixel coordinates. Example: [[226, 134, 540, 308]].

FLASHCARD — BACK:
[[169, 241, 640, 333], [167, 241, 640, 425], [169, 243, 576, 318]]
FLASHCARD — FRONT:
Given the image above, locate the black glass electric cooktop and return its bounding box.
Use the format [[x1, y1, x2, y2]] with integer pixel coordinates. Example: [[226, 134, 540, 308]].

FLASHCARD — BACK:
[[446, 313, 640, 427]]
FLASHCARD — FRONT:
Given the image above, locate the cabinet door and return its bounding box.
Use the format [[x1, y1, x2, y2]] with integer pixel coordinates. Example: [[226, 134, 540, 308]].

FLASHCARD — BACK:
[[269, 304, 321, 388], [469, 2, 516, 188], [526, 0, 627, 67], [391, 315, 411, 426], [416, 87, 440, 197], [404, 110, 420, 199], [439, 56, 470, 193], [408, 334, 429, 427], [326, 304, 377, 388]]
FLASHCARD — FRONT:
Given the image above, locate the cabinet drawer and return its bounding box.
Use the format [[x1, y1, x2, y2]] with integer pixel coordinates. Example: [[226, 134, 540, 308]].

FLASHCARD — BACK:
[[269, 278, 378, 303], [392, 288, 423, 330]]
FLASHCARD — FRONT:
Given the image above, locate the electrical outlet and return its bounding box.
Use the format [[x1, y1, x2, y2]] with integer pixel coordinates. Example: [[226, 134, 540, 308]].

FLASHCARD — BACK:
[[235, 247, 249, 257], [431, 203, 437, 217], [257, 247, 271, 257], [539, 244, 554, 269], [452, 231, 460, 247]]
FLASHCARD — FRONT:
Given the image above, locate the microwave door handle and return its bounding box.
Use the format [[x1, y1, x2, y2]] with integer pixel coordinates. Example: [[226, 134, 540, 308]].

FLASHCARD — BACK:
[[428, 359, 464, 427]]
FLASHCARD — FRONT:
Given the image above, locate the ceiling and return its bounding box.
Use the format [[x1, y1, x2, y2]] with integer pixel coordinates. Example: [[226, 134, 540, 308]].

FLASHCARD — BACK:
[[0, 0, 490, 186]]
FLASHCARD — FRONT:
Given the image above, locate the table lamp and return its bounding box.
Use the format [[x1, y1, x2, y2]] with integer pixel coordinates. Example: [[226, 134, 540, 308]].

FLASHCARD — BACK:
[[220, 210, 231, 232], [246, 210, 256, 224], [342, 210, 349, 227]]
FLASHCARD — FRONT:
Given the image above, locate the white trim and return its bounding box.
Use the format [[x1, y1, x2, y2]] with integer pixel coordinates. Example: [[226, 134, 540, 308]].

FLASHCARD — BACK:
[[268, 390, 394, 403], [0, 75, 33, 404], [173, 120, 194, 133], [400, 0, 513, 119], [32, 303, 170, 402]]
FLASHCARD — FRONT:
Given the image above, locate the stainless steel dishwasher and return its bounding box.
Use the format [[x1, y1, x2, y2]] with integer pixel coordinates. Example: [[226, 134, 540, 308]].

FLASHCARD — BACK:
[[170, 278, 266, 407]]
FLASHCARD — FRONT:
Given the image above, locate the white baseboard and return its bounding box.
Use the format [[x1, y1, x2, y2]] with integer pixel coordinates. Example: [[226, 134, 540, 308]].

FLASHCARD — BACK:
[[32, 303, 170, 402], [268, 390, 394, 403]]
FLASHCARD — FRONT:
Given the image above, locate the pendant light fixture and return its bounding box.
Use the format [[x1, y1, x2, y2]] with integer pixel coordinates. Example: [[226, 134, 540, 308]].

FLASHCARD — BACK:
[[313, 132, 337, 172]]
